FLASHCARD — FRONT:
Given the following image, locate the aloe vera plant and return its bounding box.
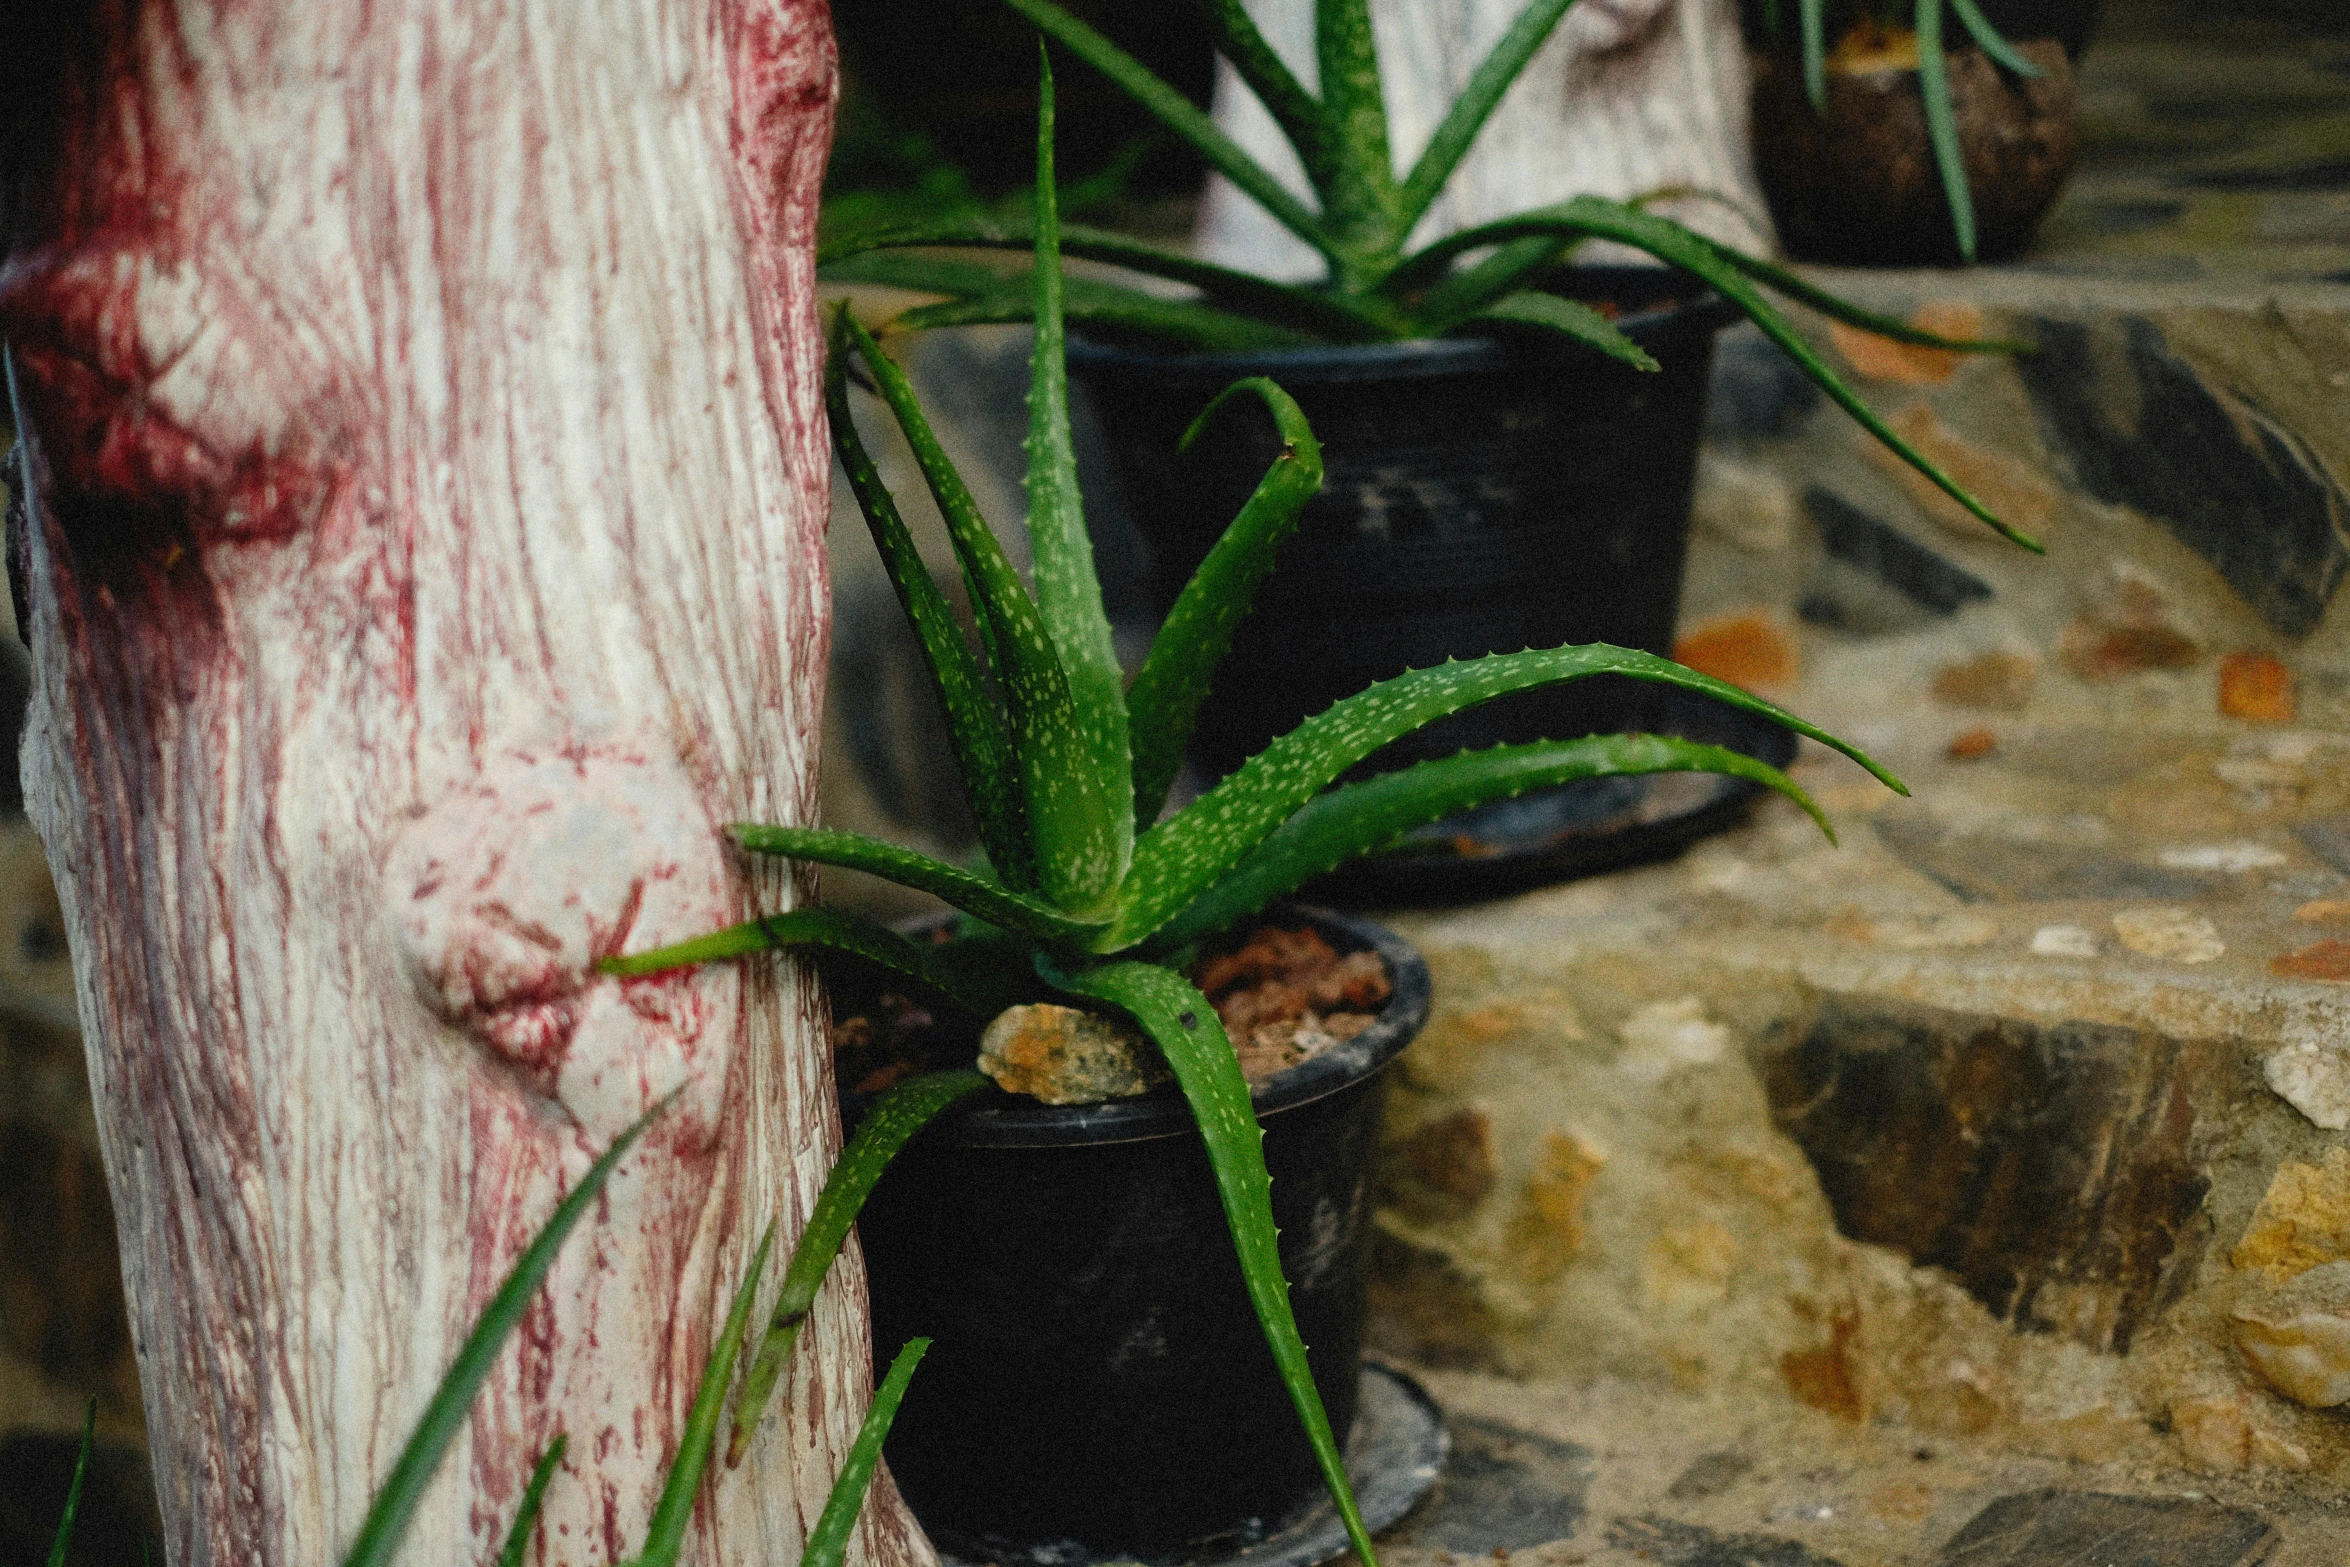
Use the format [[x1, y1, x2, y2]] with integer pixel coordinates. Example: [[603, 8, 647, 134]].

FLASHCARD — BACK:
[[606, 54, 1906, 1567], [821, 1, 2044, 550]]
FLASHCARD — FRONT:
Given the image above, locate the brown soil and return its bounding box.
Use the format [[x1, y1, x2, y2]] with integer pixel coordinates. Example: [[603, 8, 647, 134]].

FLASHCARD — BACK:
[[830, 920, 1394, 1099]]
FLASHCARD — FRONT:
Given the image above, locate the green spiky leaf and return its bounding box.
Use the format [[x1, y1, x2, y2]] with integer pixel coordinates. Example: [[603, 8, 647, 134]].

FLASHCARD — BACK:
[[1692, 240, 2034, 352], [828, 311, 1032, 889], [340, 1098, 673, 1567], [1025, 50, 1136, 913], [729, 826, 1108, 946], [45, 1401, 93, 1567], [884, 276, 1322, 354], [1126, 377, 1324, 828], [728, 1070, 991, 1467], [1406, 235, 1576, 332], [1153, 734, 1831, 946], [1467, 292, 1660, 372], [800, 1340, 932, 1567], [1949, 0, 2044, 76], [1799, 0, 1828, 108], [494, 1435, 567, 1567], [1314, 0, 1404, 278], [1195, 0, 1340, 193], [1106, 642, 1903, 949], [1395, 0, 1581, 233], [632, 1223, 777, 1567], [1038, 958, 1378, 1567], [1915, 0, 1978, 261], [598, 906, 1032, 1020], [1002, 0, 1334, 258]]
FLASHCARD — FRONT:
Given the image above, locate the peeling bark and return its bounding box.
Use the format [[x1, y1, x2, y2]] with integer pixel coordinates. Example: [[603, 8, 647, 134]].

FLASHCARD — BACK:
[[0, 4, 934, 1565]]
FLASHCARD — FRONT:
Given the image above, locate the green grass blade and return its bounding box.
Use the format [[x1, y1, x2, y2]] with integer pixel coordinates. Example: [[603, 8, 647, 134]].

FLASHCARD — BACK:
[[837, 313, 1113, 902], [729, 826, 1108, 946], [633, 1224, 777, 1567], [1949, 0, 2043, 77], [1468, 292, 1659, 371], [829, 313, 1033, 890], [1025, 49, 1136, 911], [800, 1340, 932, 1567], [727, 1071, 991, 1467], [1107, 643, 1903, 949], [1403, 234, 1573, 332], [1799, 0, 1827, 109], [1004, 0, 1336, 261], [45, 1400, 93, 1567], [1153, 734, 1831, 947], [598, 906, 1032, 1019], [1395, 0, 1580, 234], [1391, 200, 2039, 548], [822, 221, 1390, 341], [1196, 0, 1340, 193], [1315, 0, 1405, 275], [1915, 0, 1978, 261], [340, 1098, 673, 1567], [1040, 959, 1379, 1567], [1127, 378, 1324, 828], [493, 1434, 567, 1567]]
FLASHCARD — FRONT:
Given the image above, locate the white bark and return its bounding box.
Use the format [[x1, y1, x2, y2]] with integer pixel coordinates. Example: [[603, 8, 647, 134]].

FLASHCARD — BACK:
[[0, 4, 934, 1566], [1195, 0, 1773, 278]]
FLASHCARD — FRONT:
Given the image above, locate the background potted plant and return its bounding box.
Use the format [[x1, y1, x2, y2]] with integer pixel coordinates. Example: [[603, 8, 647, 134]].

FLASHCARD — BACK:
[[819, 0, 2033, 892], [1747, 0, 2089, 263], [612, 68, 1902, 1566]]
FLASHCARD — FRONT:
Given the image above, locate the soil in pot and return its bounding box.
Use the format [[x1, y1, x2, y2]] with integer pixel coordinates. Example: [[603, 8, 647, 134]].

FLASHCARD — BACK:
[[1750, 30, 2079, 266], [1072, 271, 1740, 796], [833, 912, 1433, 1563]]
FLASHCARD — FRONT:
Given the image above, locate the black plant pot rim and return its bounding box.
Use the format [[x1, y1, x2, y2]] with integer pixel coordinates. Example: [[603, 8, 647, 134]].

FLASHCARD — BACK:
[[928, 907, 1430, 1151], [1068, 267, 1743, 385]]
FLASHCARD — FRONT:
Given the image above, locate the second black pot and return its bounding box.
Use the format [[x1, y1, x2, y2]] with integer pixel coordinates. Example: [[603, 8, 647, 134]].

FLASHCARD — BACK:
[[1072, 270, 1740, 790], [854, 911, 1432, 1562]]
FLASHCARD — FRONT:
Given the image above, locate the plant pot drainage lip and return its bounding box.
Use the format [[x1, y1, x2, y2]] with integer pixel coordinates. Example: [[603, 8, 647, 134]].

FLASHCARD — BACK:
[[1068, 268, 1742, 384], [935, 906, 1431, 1151], [930, 1361, 1449, 1567]]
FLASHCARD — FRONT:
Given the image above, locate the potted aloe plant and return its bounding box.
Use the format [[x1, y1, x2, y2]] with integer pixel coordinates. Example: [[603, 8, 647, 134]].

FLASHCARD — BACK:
[[818, 0, 2033, 886], [608, 61, 1905, 1566], [1747, 0, 2085, 264]]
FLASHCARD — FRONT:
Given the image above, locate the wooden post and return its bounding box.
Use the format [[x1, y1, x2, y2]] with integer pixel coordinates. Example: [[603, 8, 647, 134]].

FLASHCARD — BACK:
[[0, 4, 934, 1565], [1195, 0, 1772, 274]]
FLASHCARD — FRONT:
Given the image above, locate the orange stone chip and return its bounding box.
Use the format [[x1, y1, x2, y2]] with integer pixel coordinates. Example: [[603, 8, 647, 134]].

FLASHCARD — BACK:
[[2273, 939, 2350, 982], [2220, 652, 2297, 723], [1826, 303, 1985, 385], [1673, 611, 1798, 693], [1947, 728, 1998, 760]]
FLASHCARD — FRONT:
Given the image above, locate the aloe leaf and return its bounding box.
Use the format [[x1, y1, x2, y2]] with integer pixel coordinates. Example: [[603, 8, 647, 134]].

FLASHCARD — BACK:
[[889, 280, 1323, 355], [828, 313, 1033, 890], [633, 1224, 778, 1567], [1315, 0, 1405, 276], [727, 1070, 991, 1467], [836, 314, 1114, 901], [1039, 958, 1380, 1567], [1404, 234, 1573, 332], [822, 221, 1388, 341], [1799, 0, 1827, 109], [1003, 0, 1335, 260], [1692, 242, 2034, 351], [493, 1435, 568, 1567], [340, 1097, 672, 1567], [1949, 0, 2044, 76], [1915, 0, 1979, 261], [1395, 0, 1581, 234], [1467, 292, 1659, 371], [1025, 49, 1136, 912], [1127, 378, 1324, 829], [599, 906, 1032, 1019], [730, 826, 1109, 946], [1391, 199, 2041, 549], [45, 1401, 92, 1567], [1106, 643, 1903, 949], [1153, 734, 1831, 947], [1195, 0, 1340, 193], [801, 1340, 932, 1567]]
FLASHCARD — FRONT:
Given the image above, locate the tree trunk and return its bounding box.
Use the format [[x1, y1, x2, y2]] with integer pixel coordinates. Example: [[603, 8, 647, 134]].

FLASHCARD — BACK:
[[1195, 0, 1772, 276], [0, 5, 934, 1566]]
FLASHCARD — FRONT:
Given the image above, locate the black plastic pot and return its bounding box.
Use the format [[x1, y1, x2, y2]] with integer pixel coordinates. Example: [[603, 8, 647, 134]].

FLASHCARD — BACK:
[[1071, 270, 1741, 791], [854, 911, 1432, 1563]]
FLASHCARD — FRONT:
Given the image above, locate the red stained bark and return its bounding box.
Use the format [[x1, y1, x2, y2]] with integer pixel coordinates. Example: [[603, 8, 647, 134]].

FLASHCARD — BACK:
[[0, 5, 930, 1566]]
